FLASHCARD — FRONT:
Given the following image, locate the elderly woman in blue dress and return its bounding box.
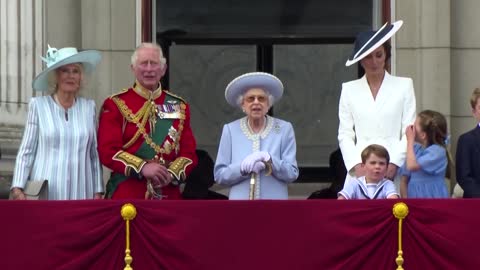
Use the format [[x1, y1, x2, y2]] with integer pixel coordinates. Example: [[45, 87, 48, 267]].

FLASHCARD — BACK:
[[214, 72, 299, 199], [10, 45, 104, 200]]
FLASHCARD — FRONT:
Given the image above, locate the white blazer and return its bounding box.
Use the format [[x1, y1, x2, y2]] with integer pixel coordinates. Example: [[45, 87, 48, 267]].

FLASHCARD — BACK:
[[338, 71, 416, 172]]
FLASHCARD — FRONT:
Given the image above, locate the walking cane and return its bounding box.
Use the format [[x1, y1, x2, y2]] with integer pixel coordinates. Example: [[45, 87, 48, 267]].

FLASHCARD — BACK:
[[249, 173, 257, 200]]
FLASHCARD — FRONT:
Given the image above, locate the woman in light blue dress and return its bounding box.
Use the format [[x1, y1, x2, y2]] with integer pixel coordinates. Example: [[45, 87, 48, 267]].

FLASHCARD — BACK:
[[399, 110, 451, 198], [214, 72, 299, 199], [10, 46, 104, 200]]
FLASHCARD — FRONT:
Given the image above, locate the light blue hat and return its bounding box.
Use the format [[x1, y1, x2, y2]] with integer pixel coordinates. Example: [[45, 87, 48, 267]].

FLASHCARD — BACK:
[[225, 72, 284, 107], [32, 45, 102, 91]]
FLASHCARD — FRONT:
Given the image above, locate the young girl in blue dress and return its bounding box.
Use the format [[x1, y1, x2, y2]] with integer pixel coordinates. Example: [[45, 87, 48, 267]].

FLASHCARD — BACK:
[[399, 110, 452, 198]]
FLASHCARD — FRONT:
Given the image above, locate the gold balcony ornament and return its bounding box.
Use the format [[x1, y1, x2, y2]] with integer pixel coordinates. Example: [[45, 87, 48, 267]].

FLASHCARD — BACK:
[[393, 202, 409, 270], [121, 203, 137, 270]]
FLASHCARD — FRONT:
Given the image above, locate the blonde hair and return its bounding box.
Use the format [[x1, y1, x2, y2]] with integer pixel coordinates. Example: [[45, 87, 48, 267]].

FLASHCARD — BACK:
[[470, 88, 480, 109]]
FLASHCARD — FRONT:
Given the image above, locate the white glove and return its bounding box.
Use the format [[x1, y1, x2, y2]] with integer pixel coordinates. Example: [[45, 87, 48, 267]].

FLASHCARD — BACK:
[[254, 151, 271, 162], [240, 151, 271, 174], [252, 161, 266, 174], [241, 154, 257, 175]]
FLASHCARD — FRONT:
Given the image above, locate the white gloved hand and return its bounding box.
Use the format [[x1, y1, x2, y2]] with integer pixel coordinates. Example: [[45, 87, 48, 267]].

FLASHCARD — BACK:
[[252, 161, 266, 174], [254, 151, 271, 162], [241, 154, 257, 175], [240, 151, 271, 174]]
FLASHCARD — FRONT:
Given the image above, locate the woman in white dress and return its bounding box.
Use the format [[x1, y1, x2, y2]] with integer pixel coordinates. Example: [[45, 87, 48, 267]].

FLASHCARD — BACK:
[[10, 46, 104, 200], [338, 21, 416, 187]]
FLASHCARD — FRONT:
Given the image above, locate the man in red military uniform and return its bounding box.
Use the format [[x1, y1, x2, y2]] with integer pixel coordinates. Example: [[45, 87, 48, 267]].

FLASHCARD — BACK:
[[98, 43, 197, 199]]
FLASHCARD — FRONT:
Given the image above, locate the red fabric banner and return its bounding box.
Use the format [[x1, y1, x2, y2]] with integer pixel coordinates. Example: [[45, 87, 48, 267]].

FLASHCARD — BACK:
[[1, 199, 479, 270]]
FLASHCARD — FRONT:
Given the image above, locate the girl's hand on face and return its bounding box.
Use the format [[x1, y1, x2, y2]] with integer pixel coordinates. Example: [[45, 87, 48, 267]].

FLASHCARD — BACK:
[[405, 125, 415, 141]]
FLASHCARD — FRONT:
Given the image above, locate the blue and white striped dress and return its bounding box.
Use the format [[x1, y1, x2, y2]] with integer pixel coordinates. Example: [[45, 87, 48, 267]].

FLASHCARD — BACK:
[[12, 96, 104, 200]]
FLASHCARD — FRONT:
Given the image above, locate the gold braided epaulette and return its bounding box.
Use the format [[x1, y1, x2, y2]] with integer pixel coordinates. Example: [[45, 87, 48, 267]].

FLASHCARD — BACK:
[[164, 90, 187, 104], [168, 157, 193, 181], [109, 88, 130, 99]]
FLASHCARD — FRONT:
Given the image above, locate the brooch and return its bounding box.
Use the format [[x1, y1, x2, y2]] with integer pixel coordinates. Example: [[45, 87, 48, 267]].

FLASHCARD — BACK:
[[273, 123, 281, 133]]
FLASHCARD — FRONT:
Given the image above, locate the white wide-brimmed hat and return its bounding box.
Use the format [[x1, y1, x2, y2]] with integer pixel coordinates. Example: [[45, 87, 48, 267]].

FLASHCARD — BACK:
[[345, 20, 403, 67], [224, 72, 284, 107], [32, 45, 102, 91]]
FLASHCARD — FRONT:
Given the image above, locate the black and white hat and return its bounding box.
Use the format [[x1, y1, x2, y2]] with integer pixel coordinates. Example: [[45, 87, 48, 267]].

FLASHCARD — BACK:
[[345, 20, 403, 67]]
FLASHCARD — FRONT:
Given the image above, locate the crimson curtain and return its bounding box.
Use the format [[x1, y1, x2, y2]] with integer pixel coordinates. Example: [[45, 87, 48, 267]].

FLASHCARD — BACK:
[[1, 199, 479, 270]]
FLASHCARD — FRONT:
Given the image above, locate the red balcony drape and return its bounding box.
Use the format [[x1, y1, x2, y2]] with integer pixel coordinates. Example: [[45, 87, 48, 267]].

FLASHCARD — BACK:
[[1, 199, 479, 270]]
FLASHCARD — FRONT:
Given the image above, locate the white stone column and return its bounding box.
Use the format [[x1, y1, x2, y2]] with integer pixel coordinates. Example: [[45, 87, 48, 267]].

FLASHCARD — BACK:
[[0, 0, 44, 182], [0, 0, 44, 124]]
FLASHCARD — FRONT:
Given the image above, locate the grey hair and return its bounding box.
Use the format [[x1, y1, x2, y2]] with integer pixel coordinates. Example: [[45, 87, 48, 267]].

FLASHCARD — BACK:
[[131, 42, 167, 68], [236, 89, 275, 109]]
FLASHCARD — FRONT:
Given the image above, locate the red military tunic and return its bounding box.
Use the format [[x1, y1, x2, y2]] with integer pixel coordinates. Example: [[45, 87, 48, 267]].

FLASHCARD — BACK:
[[98, 82, 197, 199]]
